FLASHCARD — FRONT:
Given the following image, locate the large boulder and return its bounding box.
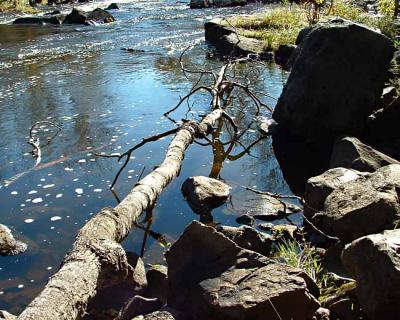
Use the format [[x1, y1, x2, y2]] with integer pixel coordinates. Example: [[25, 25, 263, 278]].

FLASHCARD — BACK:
[[304, 167, 366, 217], [0, 224, 27, 256], [181, 176, 230, 214], [341, 229, 400, 320], [273, 19, 395, 139], [166, 221, 320, 320], [330, 136, 400, 172], [316, 164, 400, 243]]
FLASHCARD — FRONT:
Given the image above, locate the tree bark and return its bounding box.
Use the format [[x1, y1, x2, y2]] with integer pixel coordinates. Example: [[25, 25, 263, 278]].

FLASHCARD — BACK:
[[16, 65, 230, 320]]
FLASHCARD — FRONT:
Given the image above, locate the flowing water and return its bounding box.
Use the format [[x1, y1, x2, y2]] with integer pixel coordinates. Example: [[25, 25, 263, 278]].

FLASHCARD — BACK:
[[0, 0, 291, 313]]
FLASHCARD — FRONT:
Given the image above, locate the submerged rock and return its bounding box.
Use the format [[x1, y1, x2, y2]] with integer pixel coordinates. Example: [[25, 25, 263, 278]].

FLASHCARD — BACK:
[[166, 221, 320, 320], [0, 224, 27, 256], [316, 164, 400, 243], [330, 136, 399, 172], [273, 19, 395, 139], [342, 229, 400, 320], [181, 176, 230, 214]]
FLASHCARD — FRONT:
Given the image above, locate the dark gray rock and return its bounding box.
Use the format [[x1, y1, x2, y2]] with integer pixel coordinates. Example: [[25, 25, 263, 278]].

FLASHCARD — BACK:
[[190, 0, 211, 9], [342, 229, 400, 320], [166, 221, 320, 320], [295, 25, 316, 45], [86, 8, 116, 24], [304, 167, 366, 217], [145, 264, 168, 304], [64, 8, 115, 25], [330, 136, 399, 172], [0, 224, 27, 256], [317, 164, 400, 243], [119, 296, 163, 320], [274, 44, 297, 67], [216, 225, 273, 256], [181, 176, 230, 214], [322, 284, 365, 320], [273, 19, 395, 139], [235, 214, 255, 226], [205, 19, 272, 60], [13, 15, 66, 25], [105, 3, 119, 10], [64, 8, 87, 24]]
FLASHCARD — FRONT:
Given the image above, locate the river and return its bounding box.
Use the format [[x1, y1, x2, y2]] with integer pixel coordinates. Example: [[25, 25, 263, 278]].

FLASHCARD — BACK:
[[0, 0, 291, 313]]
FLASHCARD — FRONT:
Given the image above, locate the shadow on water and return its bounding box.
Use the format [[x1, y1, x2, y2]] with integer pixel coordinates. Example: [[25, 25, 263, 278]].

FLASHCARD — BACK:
[[272, 125, 333, 196]]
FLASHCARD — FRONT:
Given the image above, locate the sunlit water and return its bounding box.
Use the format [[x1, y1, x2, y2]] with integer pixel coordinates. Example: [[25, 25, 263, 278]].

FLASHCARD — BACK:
[[0, 0, 291, 313]]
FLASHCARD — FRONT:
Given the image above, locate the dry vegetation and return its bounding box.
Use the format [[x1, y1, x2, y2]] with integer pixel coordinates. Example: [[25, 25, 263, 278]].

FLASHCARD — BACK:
[[226, 0, 397, 50]]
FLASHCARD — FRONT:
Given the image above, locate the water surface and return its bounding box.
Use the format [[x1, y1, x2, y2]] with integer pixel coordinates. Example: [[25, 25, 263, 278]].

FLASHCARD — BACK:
[[0, 0, 291, 313]]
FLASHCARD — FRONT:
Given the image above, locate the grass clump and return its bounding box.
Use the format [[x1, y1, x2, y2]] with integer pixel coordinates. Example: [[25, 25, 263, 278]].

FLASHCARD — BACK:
[[0, 0, 39, 13], [274, 239, 332, 297], [227, 0, 397, 51], [228, 6, 308, 50]]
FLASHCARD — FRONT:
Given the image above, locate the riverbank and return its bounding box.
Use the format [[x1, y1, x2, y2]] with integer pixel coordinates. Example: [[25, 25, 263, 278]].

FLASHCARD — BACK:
[[213, 0, 397, 51], [0, 0, 39, 13]]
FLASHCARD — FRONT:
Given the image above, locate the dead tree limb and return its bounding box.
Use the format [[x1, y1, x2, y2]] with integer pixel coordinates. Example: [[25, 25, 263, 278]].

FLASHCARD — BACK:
[[16, 63, 231, 320]]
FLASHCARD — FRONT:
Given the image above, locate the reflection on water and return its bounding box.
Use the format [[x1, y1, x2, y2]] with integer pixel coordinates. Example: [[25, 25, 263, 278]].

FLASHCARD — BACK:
[[0, 0, 291, 313]]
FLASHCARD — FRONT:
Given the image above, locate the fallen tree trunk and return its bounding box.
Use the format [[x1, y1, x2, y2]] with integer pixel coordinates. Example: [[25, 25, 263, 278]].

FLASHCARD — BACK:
[[16, 64, 230, 320]]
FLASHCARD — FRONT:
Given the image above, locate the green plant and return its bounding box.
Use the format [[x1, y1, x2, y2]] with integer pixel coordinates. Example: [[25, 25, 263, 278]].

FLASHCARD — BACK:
[[275, 239, 330, 293], [378, 0, 395, 17]]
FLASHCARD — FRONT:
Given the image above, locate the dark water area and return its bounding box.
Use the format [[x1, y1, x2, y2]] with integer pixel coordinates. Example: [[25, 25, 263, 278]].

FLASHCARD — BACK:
[[0, 0, 292, 313]]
